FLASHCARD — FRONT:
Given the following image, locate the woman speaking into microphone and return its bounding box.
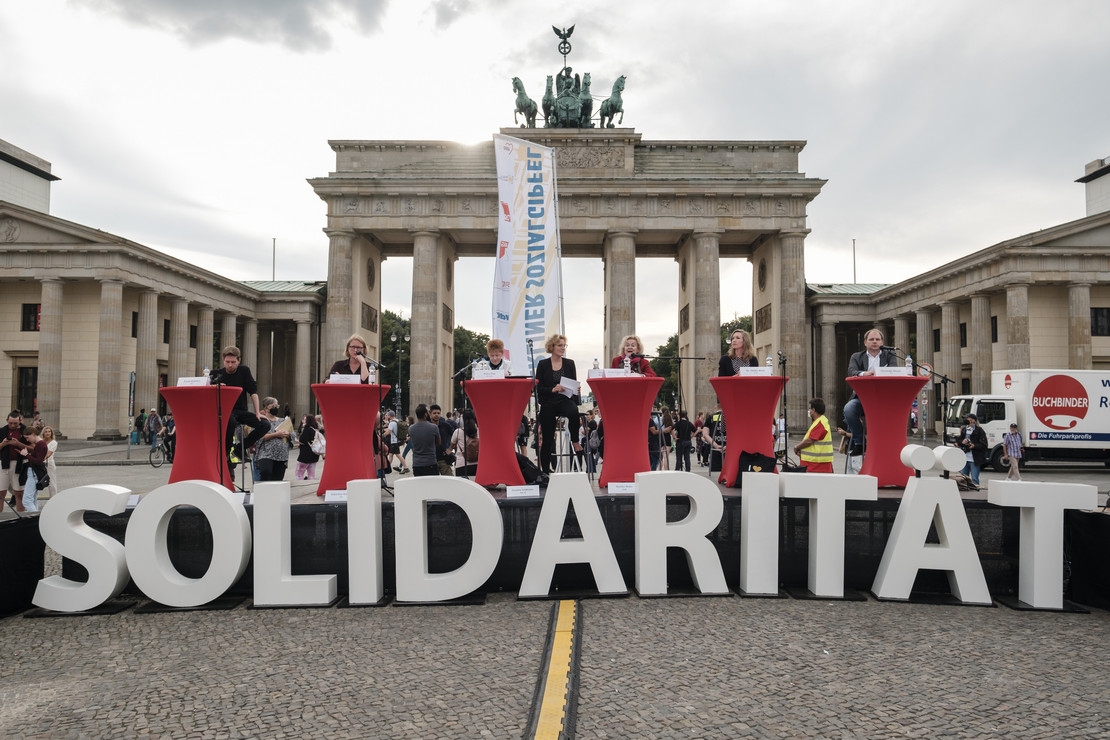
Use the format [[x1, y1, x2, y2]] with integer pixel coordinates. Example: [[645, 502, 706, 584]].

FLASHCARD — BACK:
[[535, 333, 583, 476], [611, 334, 657, 376], [718, 328, 758, 376], [326, 333, 372, 383]]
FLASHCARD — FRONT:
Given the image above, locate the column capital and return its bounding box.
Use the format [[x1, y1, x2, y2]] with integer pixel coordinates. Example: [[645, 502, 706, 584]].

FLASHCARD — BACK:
[[324, 228, 356, 238], [605, 229, 639, 239], [1069, 281, 1092, 289], [409, 229, 441, 239], [778, 229, 811, 239], [691, 228, 725, 238]]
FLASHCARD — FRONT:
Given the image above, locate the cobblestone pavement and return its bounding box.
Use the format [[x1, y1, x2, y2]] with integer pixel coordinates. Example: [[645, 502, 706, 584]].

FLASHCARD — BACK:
[[3, 586, 1109, 738], [2, 441, 1109, 737]]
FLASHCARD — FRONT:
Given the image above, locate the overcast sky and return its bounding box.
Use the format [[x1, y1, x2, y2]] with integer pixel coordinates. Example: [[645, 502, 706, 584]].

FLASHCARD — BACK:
[[3, 0, 1108, 372]]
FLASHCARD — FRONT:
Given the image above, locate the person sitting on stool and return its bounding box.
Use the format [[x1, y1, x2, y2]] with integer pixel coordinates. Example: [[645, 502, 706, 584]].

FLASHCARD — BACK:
[[210, 346, 267, 467], [842, 327, 897, 457]]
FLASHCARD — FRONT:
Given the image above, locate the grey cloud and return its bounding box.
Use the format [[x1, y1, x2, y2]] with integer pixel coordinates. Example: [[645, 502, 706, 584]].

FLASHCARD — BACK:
[[72, 0, 389, 51]]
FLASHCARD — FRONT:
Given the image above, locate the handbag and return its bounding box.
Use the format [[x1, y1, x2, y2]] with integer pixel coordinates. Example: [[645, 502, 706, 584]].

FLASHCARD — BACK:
[[732, 450, 777, 488], [309, 429, 326, 455]]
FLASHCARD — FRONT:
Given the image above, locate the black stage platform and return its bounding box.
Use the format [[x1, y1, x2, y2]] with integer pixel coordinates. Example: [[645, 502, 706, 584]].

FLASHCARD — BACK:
[[3, 497, 1107, 613]]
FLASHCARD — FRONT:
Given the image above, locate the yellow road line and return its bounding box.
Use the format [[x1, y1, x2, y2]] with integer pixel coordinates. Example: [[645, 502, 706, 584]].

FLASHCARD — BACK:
[[533, 599, 577, 739]]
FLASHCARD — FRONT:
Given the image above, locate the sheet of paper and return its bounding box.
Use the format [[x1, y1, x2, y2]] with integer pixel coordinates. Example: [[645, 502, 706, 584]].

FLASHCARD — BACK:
[[559, 377, 581, 397]]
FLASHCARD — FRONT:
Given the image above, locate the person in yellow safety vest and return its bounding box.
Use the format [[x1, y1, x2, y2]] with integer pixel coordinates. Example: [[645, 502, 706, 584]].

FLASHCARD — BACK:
[[794, 398, 833, 473]]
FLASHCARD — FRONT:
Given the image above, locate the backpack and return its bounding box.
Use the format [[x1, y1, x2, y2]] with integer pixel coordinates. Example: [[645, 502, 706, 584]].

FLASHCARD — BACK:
[[310, 429, 326, 455], [516, 453, 540, 484], [588, 428, 600, 452], [465, 436, 479, 463], [396, 420, 409, 444]]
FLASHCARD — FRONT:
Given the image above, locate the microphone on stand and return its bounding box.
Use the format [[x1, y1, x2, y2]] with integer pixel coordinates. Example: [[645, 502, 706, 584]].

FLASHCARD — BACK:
[[880, 345, 900, 353], [777, 350, 787, 364], [354, 349, 382, 367]]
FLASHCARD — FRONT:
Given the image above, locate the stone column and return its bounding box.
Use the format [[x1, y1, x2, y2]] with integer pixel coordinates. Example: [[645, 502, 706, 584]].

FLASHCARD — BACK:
[[820, 320, 838, 417], [1068, 283, 1093, 370], [691, 230, 722, 417], [257, 325, 273, 394], [940, 300, 961, 394], [270, 329, 287, 402], [220, 313, 238, 352], [294, 320, 311, 417], [37, 278, 64, 433], [285, 328, 297, 406], [135, 290, 160, 418], [915, 309, 934, 370], [603, 230, 637, 359], [410, 230, 440, 406], [195, 307, 214, 375], [969, 294, 991, 393], [779, 231, 808, 425], [169, 298, 190, 387], [893, 316, 910, 359], [1005, 284, 1030, 370], [325, 229, 355, 362], [92, 279, 124, 439], [242, 319, 259, 374], [915, 309, 935, 434]]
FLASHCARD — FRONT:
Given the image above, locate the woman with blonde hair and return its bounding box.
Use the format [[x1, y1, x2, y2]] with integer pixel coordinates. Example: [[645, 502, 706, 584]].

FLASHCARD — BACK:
[[718, 329, 759, 376], [610, 334, 657, 376], [534, 333, 582, 476], [41, 426, 59, 498], [326, 333, 372, 383]]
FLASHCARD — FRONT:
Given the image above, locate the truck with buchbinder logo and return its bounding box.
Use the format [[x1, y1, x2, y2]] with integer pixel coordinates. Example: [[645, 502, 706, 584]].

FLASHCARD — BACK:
[[945, 369, 1110, 471]]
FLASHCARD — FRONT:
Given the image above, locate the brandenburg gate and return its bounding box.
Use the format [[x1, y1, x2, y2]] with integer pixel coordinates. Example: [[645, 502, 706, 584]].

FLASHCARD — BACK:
[[309, 127, 825, 421]]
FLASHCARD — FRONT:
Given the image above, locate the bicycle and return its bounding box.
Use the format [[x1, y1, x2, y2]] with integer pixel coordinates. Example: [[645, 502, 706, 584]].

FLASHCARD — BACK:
[[149, 434, 173, 467]]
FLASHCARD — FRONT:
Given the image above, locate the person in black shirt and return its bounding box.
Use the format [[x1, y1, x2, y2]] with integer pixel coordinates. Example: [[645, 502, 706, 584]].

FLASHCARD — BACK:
[[673, 410, 696, 471], [209, 346, 267, 465], [534, 334, 582, 476]]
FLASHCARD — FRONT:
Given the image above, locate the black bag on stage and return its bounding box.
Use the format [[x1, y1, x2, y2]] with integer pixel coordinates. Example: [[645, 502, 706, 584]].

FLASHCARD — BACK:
[[516, 453, 541, 484], [731, 450, 777, 488], [709, 449, 724, 473]]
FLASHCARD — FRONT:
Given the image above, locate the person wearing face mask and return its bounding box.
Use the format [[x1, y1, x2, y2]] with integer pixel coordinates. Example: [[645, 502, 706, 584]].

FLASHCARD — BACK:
[[254, 396, 292, 482], [610, 335, 656, 376], [954, 413, 988, 488]]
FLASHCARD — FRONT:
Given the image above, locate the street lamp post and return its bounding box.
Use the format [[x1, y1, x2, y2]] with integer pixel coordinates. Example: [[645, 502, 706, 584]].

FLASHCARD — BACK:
[[391, 320, 410, 418]]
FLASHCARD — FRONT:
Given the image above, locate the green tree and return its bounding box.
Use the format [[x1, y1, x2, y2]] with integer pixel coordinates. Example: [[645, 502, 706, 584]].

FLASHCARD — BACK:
[[720, 314, 754, 351], [453, 325, 491, 408], [648, 314, 754, 412]]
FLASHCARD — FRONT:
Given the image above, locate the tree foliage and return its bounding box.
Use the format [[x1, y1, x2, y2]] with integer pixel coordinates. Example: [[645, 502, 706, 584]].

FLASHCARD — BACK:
[[648, 315, 753, 413], [379, 310, 411, 415], [453, 325, 491, 409]]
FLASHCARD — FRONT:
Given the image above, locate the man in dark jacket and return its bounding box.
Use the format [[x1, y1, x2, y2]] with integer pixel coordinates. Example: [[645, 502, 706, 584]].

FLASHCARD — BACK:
[[954, 413, 989, 487], [842, 328, 898, 456]]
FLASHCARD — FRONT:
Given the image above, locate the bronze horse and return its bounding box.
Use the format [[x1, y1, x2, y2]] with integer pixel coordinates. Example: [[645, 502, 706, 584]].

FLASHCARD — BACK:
[[542, 75, 555, 127], [512, 77, 538, 128], [599, 75, 626, 128]]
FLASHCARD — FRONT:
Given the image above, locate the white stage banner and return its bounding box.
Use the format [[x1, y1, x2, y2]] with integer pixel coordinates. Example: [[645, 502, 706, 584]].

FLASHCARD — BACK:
[[492, 134, 564, 375]]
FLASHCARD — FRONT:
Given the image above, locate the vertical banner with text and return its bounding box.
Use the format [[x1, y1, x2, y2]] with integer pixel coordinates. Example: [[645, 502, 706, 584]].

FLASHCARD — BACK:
[[492, 134, 564, 375]]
